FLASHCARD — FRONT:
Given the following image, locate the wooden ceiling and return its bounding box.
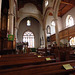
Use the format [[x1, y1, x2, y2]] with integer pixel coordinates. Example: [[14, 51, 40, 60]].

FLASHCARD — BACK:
[[17, 0, 75, 17], [58, 0, 75, 17]]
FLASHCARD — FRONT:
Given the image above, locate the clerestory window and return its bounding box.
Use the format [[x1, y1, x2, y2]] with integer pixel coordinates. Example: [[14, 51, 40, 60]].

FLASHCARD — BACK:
[[66, 15, 74, 28]]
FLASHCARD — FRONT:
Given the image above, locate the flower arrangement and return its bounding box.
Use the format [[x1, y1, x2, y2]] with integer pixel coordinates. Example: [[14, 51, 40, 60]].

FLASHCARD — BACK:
[[16, 42, 28, 50], [16, 42, 23, 50]]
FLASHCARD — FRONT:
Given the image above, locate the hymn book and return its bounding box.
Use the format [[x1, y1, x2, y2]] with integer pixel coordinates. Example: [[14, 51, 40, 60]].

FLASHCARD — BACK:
[[63, 64, 73, 70], [38, 55, 41, 57], [46, 58, 51, 61]]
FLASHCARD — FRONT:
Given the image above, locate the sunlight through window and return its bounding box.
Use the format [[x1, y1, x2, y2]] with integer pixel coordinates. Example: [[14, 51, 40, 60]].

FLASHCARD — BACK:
[[45, 0, 48, 7], [27, 20, 31, 26], [23, 31, 34, 48], [51, 21, 55, 35], [66, 15, 74, 28]]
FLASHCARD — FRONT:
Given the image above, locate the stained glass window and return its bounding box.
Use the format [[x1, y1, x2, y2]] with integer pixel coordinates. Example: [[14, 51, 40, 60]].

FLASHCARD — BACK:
[[23, 31, 34, 48]]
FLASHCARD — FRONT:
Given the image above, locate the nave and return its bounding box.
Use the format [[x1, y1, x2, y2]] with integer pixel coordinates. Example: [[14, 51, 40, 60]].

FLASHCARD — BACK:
[[0, 0, 75, 75]]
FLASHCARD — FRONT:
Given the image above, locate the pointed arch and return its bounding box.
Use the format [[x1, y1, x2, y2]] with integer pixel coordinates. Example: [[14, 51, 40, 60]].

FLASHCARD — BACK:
[[23, 30, 35, 48], [66, 15, 74, 28]]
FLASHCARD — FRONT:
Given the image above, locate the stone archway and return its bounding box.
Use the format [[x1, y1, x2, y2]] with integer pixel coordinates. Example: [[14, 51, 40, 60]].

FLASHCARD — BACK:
[[17, 17, 43, 48]]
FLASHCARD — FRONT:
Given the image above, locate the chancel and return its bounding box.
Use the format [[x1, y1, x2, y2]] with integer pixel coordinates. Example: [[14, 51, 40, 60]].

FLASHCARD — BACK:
[[0, 0, 75, 75]]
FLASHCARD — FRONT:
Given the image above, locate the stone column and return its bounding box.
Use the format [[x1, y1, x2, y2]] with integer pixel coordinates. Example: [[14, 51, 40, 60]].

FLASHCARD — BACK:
[[15, 27, 18, 41], [43, 29, 47, 48], [9, 14, 14, 35], [0, 0, 2, 30], [54, 18, 60, 46], [43, 28, 47, 55], [9, 0, 14, 35]]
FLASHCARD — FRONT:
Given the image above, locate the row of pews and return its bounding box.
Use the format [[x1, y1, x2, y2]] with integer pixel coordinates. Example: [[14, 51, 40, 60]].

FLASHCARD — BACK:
[[0, 53, 75, 75], [0, 53, 55, 70], [0, 47, 75, 75], [1, 60, 75, 75], [37, 47, 75, 61]]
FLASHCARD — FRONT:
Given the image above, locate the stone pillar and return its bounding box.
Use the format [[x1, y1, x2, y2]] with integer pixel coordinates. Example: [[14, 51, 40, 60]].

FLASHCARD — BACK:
[[0, 0, 2, 30], [54, 18, 60, 46], [43, 28, 47, 55], [44, 29, 47, 48], [9, 14, 14, 35], [15, 27, 18, 41], [9, 0, 14, 35]]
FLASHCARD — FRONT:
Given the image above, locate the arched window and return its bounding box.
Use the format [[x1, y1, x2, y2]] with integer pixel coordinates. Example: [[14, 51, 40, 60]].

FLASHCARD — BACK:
[[66, 15, 74, 28], [47, 25, 51, 34], [51, 21, 55, 35], [27, 20, 31, 26], [70, 37, 75, 45], [23, 31, 34, 48], [45, 0, 48, 7]]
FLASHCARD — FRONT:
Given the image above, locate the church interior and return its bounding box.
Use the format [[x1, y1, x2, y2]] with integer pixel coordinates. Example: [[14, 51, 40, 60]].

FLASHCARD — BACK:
[[0, 0, 75, 75]]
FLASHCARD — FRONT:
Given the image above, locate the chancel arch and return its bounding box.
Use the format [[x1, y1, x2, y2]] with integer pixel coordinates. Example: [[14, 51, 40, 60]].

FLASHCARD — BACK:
[[17, 17, 44, 48]]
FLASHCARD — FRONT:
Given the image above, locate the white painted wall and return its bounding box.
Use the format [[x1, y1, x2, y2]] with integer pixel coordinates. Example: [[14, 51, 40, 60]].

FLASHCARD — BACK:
[[17, 18, 41, 48]]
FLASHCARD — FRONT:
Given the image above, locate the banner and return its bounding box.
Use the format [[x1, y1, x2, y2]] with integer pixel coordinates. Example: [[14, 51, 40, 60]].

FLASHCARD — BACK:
[[8, 35, 14, 41]]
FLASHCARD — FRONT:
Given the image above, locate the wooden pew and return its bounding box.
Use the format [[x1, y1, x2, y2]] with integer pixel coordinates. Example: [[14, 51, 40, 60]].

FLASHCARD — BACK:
[[52, 47, 71, 61], [70, 50, 75, 60], [70, 50, 75, 55], [37, 48, 52, 56], [0, 60, 75, 75], [37, 48, 46, 55], [0, 50, 16, 55], [0, 53, 38, 61], [0, 52, 55, 61], [0, 55, 56, 70], [0, 53, 37, 58]]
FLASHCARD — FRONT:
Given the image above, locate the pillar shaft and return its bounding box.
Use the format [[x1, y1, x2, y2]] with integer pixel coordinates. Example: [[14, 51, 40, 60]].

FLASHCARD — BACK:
[[54, 19, 60, 46], [9, 14, 14, 35], [9, 0, 14, 35], [43, 28, 47, 48]]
